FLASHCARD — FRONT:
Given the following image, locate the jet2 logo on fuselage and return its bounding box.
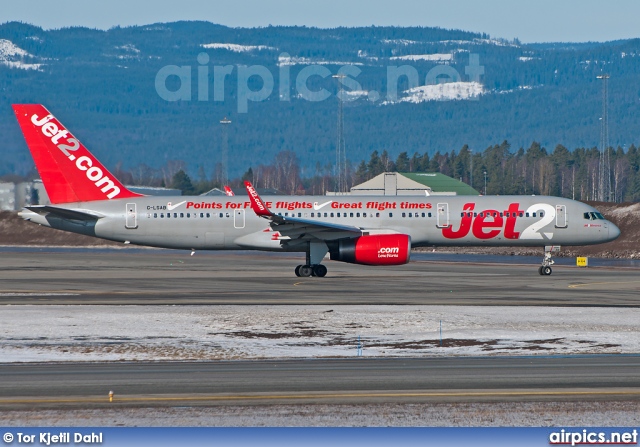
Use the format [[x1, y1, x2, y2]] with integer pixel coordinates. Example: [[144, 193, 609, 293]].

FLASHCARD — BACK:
[[442, 202, 556, 241]]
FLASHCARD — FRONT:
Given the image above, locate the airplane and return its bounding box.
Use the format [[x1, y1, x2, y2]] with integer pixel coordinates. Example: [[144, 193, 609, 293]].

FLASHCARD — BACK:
[[13, 104, 620, 277]]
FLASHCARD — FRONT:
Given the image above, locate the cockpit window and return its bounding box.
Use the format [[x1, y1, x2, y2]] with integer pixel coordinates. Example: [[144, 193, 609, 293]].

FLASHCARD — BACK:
[[584, 212, 605, 220]]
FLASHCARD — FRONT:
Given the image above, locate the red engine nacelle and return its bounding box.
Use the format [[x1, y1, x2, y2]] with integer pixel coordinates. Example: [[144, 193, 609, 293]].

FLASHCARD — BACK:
[[329, 234, 411, 266]]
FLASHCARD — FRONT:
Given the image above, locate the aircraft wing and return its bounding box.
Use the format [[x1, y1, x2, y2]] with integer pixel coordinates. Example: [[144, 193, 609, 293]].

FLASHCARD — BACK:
[[244, 182, 364, 241], [24, 206, 104, 222]]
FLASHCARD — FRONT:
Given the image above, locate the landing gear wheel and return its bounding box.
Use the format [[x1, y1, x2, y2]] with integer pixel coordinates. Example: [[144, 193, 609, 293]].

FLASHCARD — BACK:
[[295, 265, 302, 277], [543, 266, 552, 276], [313, 264, 328, 277], [538, 266, 544, 276], [299, 265, 313, 277]]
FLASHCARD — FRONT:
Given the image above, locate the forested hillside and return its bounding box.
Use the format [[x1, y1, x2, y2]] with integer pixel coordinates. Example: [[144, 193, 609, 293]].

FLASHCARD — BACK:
[[1, 21, 640, 199]]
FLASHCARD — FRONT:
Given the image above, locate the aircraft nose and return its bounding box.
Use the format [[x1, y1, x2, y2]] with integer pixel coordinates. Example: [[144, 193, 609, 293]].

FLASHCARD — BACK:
[[608, 222, 621, 241]]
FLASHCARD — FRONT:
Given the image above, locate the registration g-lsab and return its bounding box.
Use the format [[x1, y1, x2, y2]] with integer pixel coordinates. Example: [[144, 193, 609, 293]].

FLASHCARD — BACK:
[[14, 105, 620, 277]]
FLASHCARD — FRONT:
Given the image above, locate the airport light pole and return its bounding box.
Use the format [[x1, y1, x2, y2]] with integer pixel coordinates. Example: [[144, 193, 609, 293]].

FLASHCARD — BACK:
[[220, 117, 231, 186], [483, 170, 487, 195]]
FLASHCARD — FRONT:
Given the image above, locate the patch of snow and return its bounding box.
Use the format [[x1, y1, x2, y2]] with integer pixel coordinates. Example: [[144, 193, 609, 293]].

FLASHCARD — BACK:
[[201, 43, 276, 52], [0, 39, 42, 71], [390, 53, 453, 62], [610, 203, 640, 216], [5, 402, 640, 427], [1, 305, 637, 362], [497, 85, 537, 94], [440, 38, 519, 47], [381, 39, 420, 46], [357, 50, 379, 62], [342, 90, 369, 99], [1, 61, 43, 71], [116, 44, 140, 54], [278, 55, 364, 66], [383, 81, 484, 104], [25, 36, 43, 43], [518, 56, 537, 62], [0, 39, 30, 58]]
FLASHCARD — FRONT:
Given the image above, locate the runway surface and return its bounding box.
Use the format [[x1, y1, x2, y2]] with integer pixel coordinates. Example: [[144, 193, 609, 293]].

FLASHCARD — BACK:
[[0, 247, 639, 306], [1, 356, 639, 408], [1, 248, 639, 412]]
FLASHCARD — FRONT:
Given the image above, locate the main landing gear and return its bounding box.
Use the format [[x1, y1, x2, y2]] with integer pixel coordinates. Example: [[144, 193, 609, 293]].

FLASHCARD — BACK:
[[295, 264, 327, 277], [295, 241, 329, 278], [538, 245, 560, 276]]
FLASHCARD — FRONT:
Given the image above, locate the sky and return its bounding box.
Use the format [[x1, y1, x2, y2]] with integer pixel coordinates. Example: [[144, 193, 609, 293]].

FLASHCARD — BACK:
[[2, 0, 640, 43]]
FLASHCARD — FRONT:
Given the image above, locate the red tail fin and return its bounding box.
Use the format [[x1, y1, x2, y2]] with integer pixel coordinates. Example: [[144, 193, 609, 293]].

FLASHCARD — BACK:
[[13, 104, 143, 204], [224, 185, 235, 197]]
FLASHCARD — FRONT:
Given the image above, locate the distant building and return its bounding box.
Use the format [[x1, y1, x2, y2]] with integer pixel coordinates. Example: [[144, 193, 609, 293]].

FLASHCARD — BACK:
[[0, 182, 16, 210], [350, 172, 480, 196]]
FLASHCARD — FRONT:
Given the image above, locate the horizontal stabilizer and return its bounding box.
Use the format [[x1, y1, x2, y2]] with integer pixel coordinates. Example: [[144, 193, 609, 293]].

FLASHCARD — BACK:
[[25, 206, 103, 221]]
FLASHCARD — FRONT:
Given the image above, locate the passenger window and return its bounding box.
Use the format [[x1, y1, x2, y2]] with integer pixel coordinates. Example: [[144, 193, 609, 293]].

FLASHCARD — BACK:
[[225, 213, 230, 218], [206, 213, 211, 218], [154, 213, 157, 218], [337, 213, 341, 217], [540, 212, 544, 217], [532, 212, 537, 217], [200, 213, 204, 218], [324, 213, 328, 217], [389, 213, 393, 218], [160, 213, 164, 218], [187, 213, 191, 218], [219, 213, 223, 218], [519, 212, 524, 217], [180, 213, 184, 218], [429, 212, 432, 217], [402, 213, 406, 218], [330, 213, 334, 217], [356, 213, 360, 217], [376, 213, 380, 217], [167, 213, 171, 218], [525, 212, 530, 217], [311, 213, 315, 217]]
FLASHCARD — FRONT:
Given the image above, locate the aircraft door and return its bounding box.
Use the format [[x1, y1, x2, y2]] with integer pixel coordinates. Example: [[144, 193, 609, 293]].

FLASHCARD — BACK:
[[125, 203, 137, 229], [234, 209, 245, 229], [555, 205, 567, 228], [436, 203, 449, 228]]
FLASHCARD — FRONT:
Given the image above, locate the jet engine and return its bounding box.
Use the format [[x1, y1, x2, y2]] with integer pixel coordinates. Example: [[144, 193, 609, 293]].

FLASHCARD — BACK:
[[329, 234, 411, 266]]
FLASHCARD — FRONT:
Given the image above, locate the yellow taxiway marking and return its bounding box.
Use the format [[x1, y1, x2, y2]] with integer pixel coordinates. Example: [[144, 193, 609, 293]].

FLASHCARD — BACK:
[[569, 280, 640, 289], [2, 390, 640, 405]]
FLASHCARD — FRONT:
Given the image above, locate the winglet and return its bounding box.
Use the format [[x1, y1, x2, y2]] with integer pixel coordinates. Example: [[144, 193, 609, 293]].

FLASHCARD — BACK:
[[244, 181, 271, 217], [224, 185, 235, 197]]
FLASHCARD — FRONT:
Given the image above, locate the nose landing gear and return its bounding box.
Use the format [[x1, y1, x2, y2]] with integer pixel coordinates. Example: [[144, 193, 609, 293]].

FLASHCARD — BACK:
[[539, 245, 560, 276]]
